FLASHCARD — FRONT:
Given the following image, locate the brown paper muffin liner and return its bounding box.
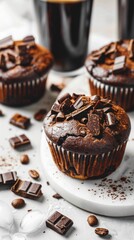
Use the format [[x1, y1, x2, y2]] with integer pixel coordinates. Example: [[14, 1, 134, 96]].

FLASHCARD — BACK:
[[0, 74, 47, 106], [88, 73, 134, 112], [46, 138, 127, 180]]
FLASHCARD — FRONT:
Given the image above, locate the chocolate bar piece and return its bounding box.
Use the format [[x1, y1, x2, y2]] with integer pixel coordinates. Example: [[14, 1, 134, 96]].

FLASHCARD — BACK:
[[10, 114, 30, 129], [0, 171, 17, 187], [34, 109, 47, 121], [128, 39, 134, 59], [9, 134, 30, 149], [0, 35, 14, 50], [11, 179, 42, 200], [66, 104, 92, 120], [106, 112, 116, 127], [46, 211, 73, 235], [113, 56, 126, 74]]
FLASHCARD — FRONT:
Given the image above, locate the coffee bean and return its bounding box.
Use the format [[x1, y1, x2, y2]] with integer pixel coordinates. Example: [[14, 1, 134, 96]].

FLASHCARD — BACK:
[[11, 198, 25, 209], [20, 154, 29, 164], [87, 215, 98, 226], [28, 169, 40, 179], [95, 228, 109, 236]]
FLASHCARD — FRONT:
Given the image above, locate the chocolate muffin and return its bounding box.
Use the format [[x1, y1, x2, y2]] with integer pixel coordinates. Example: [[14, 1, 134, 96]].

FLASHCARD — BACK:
[[0, 35, 53, 106], [85, 39, 134, 111], [44, 93, 131, 180]]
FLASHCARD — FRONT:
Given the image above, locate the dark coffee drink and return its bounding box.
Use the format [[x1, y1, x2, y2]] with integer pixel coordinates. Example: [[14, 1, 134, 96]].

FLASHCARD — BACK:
[[35, 0, 93, 72], [118, 0, 134, 39]]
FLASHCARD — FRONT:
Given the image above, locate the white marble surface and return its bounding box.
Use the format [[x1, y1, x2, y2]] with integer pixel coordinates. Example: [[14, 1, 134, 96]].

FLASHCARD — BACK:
[[0, 1, 134, 239]]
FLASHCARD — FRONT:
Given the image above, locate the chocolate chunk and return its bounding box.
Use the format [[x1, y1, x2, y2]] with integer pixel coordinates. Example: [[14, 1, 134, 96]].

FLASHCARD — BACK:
[[106, 112, 116, 127], [0, 54, 7, 70], [105, 42, 117, 55], [95, 228, 109, 237], [51, 103, 60, 114], [18, 44, 27, 54], [87, 215, 98, 226], [23, 35, 35, 42], [90, 45, 110, 62], [72, 93, 85, 100], [50, 83, 65, 92], [66, 104, 92, 120], [0, 110, 3, 116], [60, 98, 73, 114], [53, 193, 62, 199], [103, 107, 113, 113], [34, 109, 47, 121], [46, 211, 73, 235], [87, 114, 100, 136], [56, 112, 65, 121], [8, 53, 16, 63], [90, 95, 100, 102], [0, 171, 17, 187], [28, 170, 40, 180], [10, 113, 30, 129], [9, 134, 31, 149], [94, 100, 104, 109], [11, 179, 42, 200], [113, 56, 126, 74], [128, 39, 134, 59], [73, 96, 85, 109], [20, 154, 30, 164], [58, 93, 71, 104], [0, 35, 14, 50], [11, 198, 25, 209], [20, 54, 32, 66]]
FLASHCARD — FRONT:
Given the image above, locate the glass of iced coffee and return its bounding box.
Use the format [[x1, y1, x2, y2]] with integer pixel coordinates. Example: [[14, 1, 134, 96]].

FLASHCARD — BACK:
[[34, 0, 93, 75]]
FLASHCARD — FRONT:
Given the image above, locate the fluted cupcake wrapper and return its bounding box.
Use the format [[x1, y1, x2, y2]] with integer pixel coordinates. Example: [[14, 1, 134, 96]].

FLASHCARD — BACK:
[[46, 138, 127, 180], [88, 73, 134, 111], [0, 74, 47, 106]]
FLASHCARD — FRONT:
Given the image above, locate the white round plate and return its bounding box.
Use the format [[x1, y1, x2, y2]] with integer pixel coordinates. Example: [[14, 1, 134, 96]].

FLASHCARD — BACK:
[[41, 76, 134, 217]]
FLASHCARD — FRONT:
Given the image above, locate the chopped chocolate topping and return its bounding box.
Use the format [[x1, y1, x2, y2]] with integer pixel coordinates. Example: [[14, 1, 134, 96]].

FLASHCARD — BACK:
[[51, 103, 60, 114], [87, 114, 100, 136], [73, 96, 85, 109], [56, 112, 65, 121], [23, 35, 35, 42], [66, 104, 92, 120], [20, 54, 32, 66], [0, 54, 7, 70], [90, 95, 100, 102], [60, 98, 73, 114], [105, 42, 117, 55], [58, 93, 71, 104], [106, 112, 116, 126], [128, 39, 134, 59], [113, 55, 126, 74], [8, 53, 16, 63], [0, 35, 14, 50]]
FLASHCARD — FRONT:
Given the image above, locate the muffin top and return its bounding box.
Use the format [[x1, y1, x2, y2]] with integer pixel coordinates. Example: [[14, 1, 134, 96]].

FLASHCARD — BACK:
[[44, 93, 131, 154], [85, 39, 134, 87], [0, 35, 53, 83]]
